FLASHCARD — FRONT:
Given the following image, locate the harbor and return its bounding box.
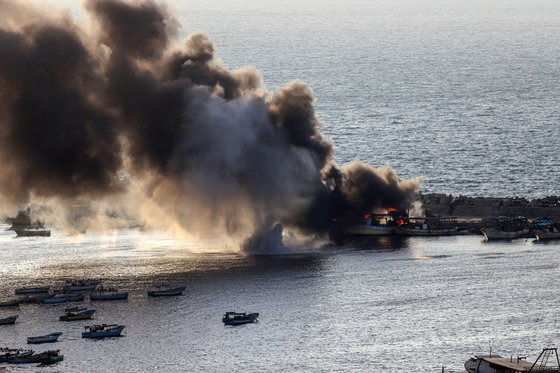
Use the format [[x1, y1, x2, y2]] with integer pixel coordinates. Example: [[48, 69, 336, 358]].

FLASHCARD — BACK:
[[1, 225, 560, 371]]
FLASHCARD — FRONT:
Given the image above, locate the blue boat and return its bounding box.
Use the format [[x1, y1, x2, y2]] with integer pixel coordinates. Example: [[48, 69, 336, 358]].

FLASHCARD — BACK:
[[8, 350, 63, 364], [82, 324, 125, 339], [59, 307, 95, 321], [40, 294, 68, 304], [222, 312, 259, 326]]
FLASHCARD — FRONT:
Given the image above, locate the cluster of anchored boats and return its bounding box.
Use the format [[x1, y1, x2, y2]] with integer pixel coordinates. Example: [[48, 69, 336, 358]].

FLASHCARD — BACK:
[[343, 210, 560, 241], [0, 280, 189, 366], [1, 279, 258, 366]]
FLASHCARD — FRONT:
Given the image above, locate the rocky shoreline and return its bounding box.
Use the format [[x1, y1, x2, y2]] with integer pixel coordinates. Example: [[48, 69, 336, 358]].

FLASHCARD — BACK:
[[420, 193, 560, 219]]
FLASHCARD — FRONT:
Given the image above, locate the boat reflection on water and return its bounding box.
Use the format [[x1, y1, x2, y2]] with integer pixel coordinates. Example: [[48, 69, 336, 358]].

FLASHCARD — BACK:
[[339, 235, 410, 252]]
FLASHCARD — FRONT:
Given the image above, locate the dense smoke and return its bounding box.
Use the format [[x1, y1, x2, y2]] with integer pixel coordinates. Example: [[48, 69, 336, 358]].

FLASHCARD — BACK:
[[0, 0, 421, 248]]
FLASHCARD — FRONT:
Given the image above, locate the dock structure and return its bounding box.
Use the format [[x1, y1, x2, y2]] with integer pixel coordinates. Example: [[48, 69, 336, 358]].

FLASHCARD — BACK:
[[465, 348, 560, 373]]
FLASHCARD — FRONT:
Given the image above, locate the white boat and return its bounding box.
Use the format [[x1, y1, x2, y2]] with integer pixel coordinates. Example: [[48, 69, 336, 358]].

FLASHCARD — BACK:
[[481, 217, 530, 240], [27, 332, 62, 344], [481, 228, 530, 240]]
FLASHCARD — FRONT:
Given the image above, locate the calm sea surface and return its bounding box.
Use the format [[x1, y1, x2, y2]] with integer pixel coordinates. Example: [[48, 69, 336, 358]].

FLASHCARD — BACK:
[[173, 0, 560, 198], [3, 1, 560, 372], [1, 228, 560, 372]]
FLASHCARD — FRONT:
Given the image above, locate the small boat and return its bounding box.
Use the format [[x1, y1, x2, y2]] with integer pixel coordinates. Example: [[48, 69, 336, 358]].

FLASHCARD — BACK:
[[147, 286, 186, 297], [532, 217, 560, 240], [342, 211, 401, 236], [0, 315, 18, 325], [18, 295, 46, 304], [14, 227, 51, 237], [27, 332, 62, 344], [481, 217, 530, 240], [0, 348, 33, 363], [0, 299, 20, 308], [63, 279, 101, 292], [8, 349, 63, 364], [90, 288, 128, 301], [66, 293, 86, 302], [15, 286, 50, 295], [41, 294, 68, 304], [222, 312, 259, 326], [59, 307, 95, 321], [465, 347, 560, 373], [82, 324, 125, 339]]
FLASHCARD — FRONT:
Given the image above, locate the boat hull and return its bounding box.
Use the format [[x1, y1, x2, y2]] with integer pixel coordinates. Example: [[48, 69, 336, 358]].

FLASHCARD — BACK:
[[395, 227, 459, 236], [481, 228, 530, 240], [41, 297, 68, 304], [15, 287, 50, 295], [27, 333, 62, 344], [0, 315, 18, 325], [147, 286, 185, 297], [222, 312, 259, 326], [90, 292, 128, 301], [59, 310, 95, 321], [14, 229, 50, 237], [344, 225, 395, 236], [0, 300, 20, 307], [63, 283, 100, 292], [82, 326, 125, 339], [534, 230, 560, 240]]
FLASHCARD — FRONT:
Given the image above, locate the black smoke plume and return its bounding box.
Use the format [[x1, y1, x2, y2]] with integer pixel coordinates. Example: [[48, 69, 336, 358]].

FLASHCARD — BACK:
[[0, 0, 421, 247]]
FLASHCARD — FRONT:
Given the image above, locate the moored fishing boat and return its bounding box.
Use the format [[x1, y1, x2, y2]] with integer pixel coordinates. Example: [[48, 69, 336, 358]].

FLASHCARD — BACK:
[[63, 279, 101, 292], [17, 295, 46, 304], [0, 299, 19, 308], [40, 294, 68, 305], [90, 286, 128, 301], [15, 286, 50, 295], [82, 324, 125, 339], [147, 286, 185, 297], [59, 307, 95, 321], [8, 350, 63, 364], [532, 217, 560, 240], [0, 348, 33, 363], [481, 217, 531, 240], [0, 315, 18, 325], [27, 332, 62, 344], [343, 212, 398, 236], [222, 312, 259, 326]]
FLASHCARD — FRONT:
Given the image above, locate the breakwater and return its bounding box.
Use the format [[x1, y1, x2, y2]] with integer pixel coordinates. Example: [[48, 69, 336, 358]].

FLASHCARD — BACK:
[[420, 193, 560, 218]]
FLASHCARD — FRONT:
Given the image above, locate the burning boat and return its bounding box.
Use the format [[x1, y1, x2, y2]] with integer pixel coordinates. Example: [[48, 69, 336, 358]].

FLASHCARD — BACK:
[[342, 208, 408, 236]]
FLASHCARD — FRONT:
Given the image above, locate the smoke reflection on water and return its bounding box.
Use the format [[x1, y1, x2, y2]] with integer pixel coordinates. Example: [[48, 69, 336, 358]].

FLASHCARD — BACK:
[[2, 228, 560, 371]]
